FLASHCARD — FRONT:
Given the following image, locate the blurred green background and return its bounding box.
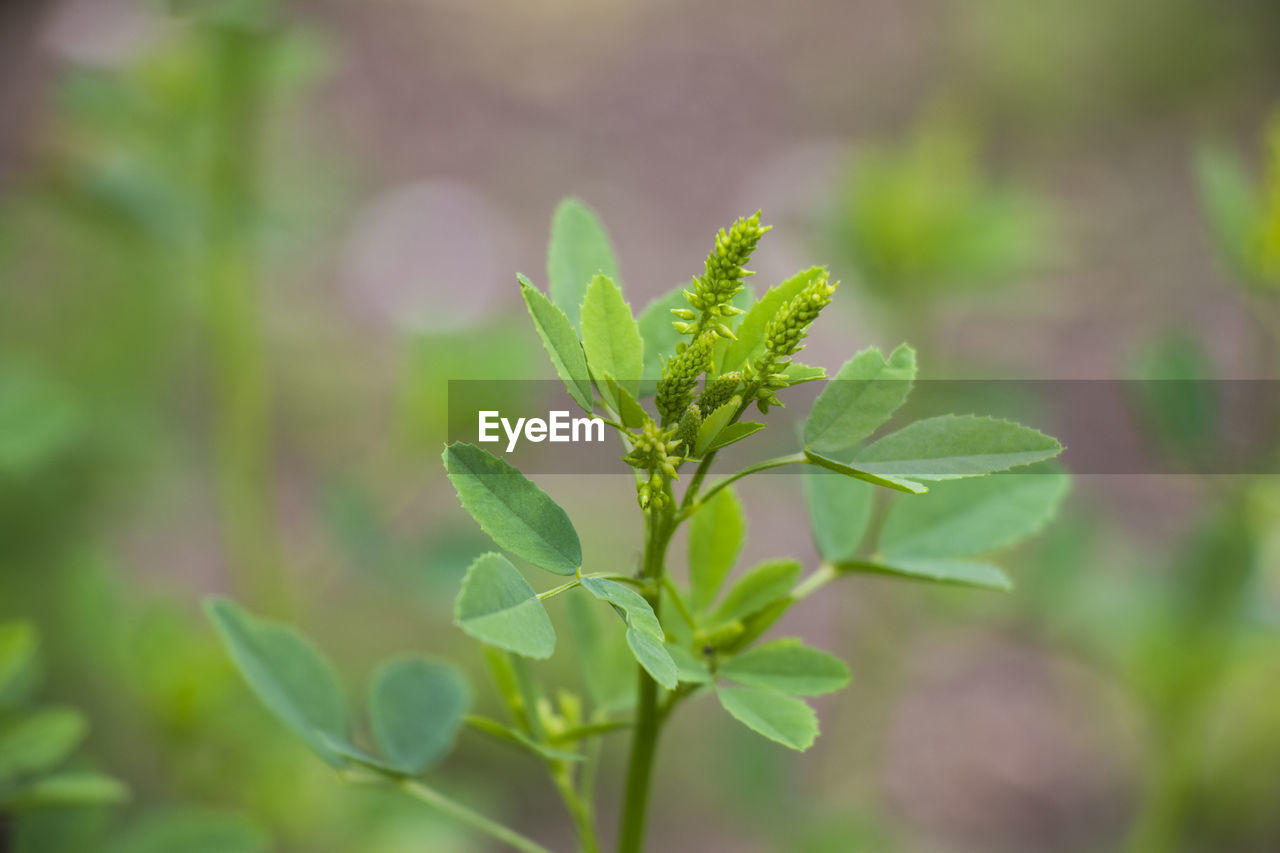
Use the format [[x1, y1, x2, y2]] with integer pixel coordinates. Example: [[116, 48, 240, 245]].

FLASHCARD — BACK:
[[2, 0, 1279, 850]]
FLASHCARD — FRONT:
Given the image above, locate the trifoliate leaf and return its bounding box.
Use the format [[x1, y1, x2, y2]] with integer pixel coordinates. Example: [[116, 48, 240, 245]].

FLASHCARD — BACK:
[[205, 599, 348, 767], [454, 553, 556, 659], [720, 639, 850, 696], [443, 443, 582, 576], [369, 657, 470, 774], [717, 687, 818, 751]]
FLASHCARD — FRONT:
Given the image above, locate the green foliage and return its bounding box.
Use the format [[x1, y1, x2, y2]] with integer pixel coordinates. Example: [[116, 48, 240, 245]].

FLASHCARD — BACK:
[[581, 274, 644, 401], [804, 345, 916, 453], [519, 275, 595, 412], [547, 198, 620, 332], [716, 688, 818, 751], [0, 622, 126, 819], [1196, 116, 1280, 289], [443, 443, 582, 576], [719, 639, 850, 696], [454, 553, 556, 659], [688, 487, 746, 612], [205, 599, 348, 767], [369, 658, 470, 774], [210, 200, 1067, 853]]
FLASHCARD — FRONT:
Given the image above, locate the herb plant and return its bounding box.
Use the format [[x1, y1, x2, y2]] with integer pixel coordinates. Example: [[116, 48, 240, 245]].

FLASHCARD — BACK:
[[207, 200, 1067, 852]]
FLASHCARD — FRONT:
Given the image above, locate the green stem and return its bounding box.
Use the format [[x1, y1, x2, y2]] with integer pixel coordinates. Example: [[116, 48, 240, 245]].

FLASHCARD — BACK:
[[677, 453, 807, 520], [389, 777, 557, 853], [202, 21, 286, 611], [552, 764, 602, 853], [617, 509, 674, 853], [538, 579, 582, 600]]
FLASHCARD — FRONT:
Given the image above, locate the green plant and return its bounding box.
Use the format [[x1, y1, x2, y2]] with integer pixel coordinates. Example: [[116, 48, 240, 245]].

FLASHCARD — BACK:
[[0, 622, 127, 840], [207, 200, 1067, 852]]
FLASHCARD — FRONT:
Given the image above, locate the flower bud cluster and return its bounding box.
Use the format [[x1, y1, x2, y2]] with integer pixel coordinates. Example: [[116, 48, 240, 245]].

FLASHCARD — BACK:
[[622, 420, 683, 510], [747, 272, 838, 412], [673, 213, 768, 339], [656, 331, 716, 424]]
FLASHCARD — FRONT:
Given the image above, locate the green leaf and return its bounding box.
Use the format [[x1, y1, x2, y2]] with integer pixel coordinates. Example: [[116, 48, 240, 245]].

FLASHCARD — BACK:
[[692, 398, 737, 458], [780, 363, 826, 385], [834, 557, 1012, 591], [606, 378, 649, 429], [443, 442, 582, 575], [720, 639, 850, 696], [717, 687, 817, 751], [721, 267, 826, 371], [704, 421, 764, 452], [804, 472, 873, 562], [636, 287, 687, 397], [369, 657, 470, 774], [205, 599, 348, 767], [519, 275, 594, 413], [853, 415, 1063, 480], [581, 274, 643, 400], [879, 471, 1070, 560], [1195, 143, 1264, 283], [547, 198, 619, 332], [0, 771, 128, 811], [803, 450, 927, 494], [665, 644, 712, 684], [0, 621, 38, 705], [688, 486, 746, 612], [580, 577, 677, 689], [566, 590, 635, 712], [804, 344, 915, 453], [104, 810, 269, 853], [709, 559, 802, 625], [0, 708, 87, 782], [454, 553, 556, 659]]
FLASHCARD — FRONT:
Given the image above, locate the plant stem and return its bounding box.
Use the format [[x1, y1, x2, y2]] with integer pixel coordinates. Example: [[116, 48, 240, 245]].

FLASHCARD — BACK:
[[617, 508, 674, 853], [677, 452, 807, 520], [392, 777, 557, 853], [552, 764, 603, 853], [202, 20, 287, 612]]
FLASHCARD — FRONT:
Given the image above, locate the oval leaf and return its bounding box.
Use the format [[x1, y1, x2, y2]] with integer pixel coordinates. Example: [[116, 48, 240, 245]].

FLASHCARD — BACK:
[[581, 274, 643, 398], [519, 275, 594, 413], [205, 599, 348, 767], [879, 470, 1070, 560], [717, 687, 818, 751], [580, 577, 677, 689], [804, 344, 915, 453], [370, 657, 470, 774], [709, 559, 802, 626], [853, 415, 1063, 480], [454, 553, 556, 659], [720, 639, 850, 696], [804, 471, 873, 562], [548, 198, 619, 332], [688, 486, 745, 612], [443, 443, 582, 575], [0, 708, 87, 782]]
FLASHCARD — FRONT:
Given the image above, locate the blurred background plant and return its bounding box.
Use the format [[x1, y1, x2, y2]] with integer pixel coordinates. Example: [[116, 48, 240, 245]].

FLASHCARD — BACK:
[[1, 0, 1278, 850]]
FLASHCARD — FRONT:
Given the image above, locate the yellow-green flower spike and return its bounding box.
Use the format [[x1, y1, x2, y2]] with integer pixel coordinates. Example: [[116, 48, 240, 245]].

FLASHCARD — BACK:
[[675, 212, 769, 339], [748, 272, 838, 412], [656, 331, 716, 424]]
